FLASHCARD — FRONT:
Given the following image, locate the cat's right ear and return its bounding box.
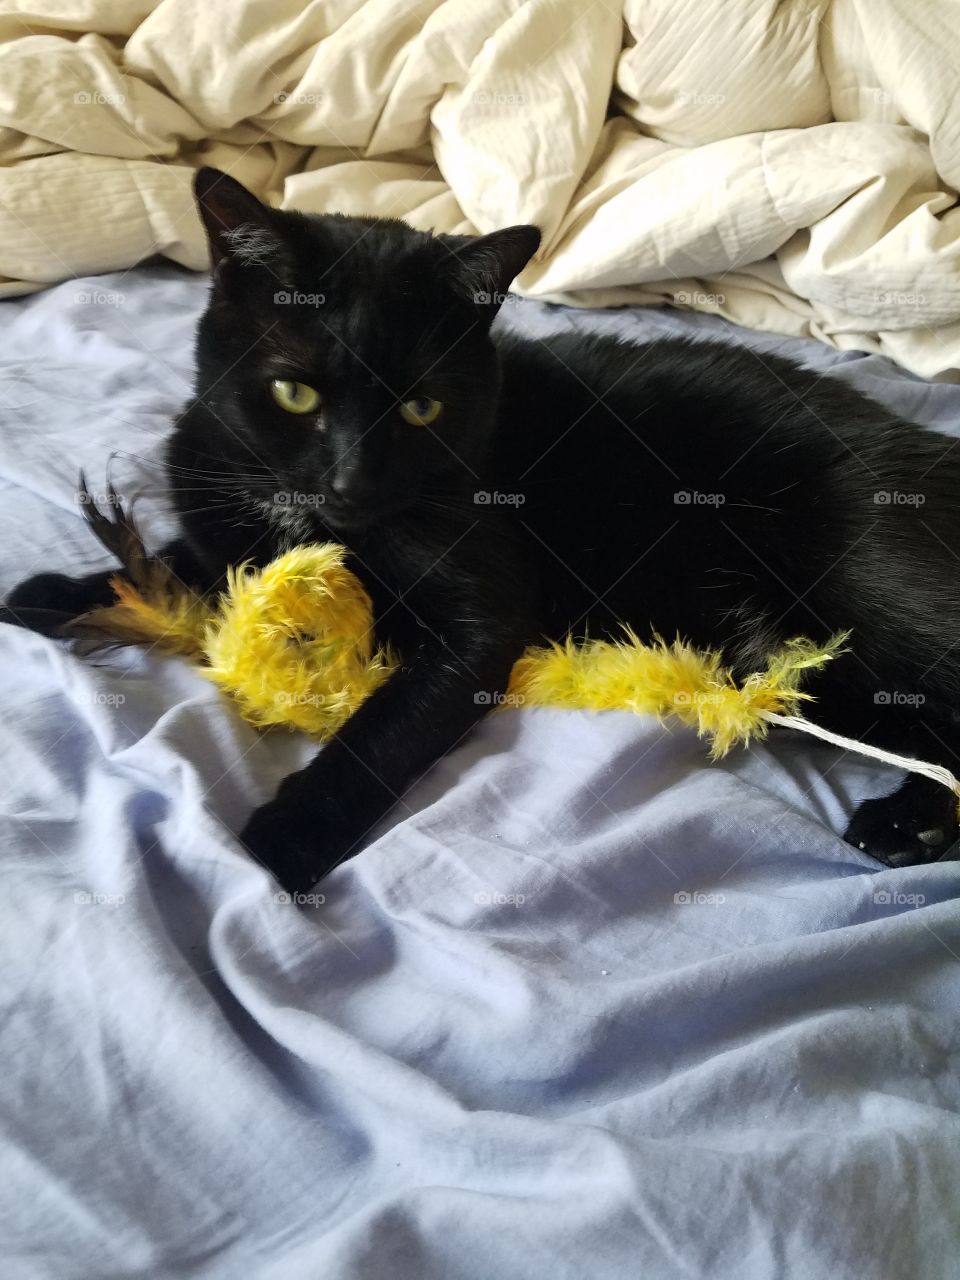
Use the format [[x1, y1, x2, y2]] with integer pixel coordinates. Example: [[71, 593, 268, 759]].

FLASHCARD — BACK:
[[441, 225, 541, 318], [193, 167, 288, 275]]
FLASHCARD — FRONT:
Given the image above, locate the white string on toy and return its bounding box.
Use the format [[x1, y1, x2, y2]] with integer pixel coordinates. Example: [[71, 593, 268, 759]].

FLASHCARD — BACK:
[[762, 711, 960, 799]]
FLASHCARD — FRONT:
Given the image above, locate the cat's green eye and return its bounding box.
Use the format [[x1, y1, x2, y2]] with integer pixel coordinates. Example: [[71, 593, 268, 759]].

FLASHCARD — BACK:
[[399, 396, 443, 427], [270, 379, 321, 415]]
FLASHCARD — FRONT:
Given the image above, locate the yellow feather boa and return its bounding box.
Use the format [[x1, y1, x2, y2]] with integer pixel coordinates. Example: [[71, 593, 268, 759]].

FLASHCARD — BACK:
[[81, 542, 848, 755]]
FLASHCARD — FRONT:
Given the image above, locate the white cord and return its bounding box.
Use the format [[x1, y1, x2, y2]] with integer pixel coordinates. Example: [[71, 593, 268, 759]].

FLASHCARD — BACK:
[[762, 711, 960, 799]]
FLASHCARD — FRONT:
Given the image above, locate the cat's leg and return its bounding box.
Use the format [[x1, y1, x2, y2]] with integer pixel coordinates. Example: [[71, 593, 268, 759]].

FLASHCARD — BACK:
[[6, 568, 120, 620], [239, 627, 526, 893], [741, 635, 960, 865], [3, 537, 214, 634], [805, 674, 960, 864], [843, 719, 960, 867]]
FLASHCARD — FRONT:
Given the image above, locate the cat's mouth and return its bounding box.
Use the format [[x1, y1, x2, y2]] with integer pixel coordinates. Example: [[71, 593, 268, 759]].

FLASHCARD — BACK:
[[320, 495, 382, 532], [321, 490, 416, 531], [322, 507, 370, 531], [259, 487, 377, 534], [260, 482, 413, 534]]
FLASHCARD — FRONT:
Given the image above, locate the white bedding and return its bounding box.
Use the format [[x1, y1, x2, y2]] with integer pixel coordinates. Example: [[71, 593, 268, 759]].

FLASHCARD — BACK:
[[1, 1, 960, 377]]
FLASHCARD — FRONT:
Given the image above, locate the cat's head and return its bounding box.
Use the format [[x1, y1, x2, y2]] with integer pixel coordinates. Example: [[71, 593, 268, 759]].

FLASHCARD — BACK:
[[190, 167, 539, 532]]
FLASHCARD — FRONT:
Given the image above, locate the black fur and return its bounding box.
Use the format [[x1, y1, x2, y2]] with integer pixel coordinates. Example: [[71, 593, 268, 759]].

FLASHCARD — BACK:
[[9, 168, 960, 889]]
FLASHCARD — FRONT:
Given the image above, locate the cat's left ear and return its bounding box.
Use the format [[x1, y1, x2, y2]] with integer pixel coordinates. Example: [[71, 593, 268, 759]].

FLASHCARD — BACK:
[[193, 166, 290, 277], [444, 226, 541, 317]]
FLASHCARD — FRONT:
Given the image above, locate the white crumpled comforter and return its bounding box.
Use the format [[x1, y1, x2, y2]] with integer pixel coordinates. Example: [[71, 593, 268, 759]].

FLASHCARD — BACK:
[[1, 0, 959, 377]]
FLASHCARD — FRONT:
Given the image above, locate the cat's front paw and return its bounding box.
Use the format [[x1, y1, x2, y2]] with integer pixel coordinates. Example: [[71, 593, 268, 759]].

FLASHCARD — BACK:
[[238, 777, 355, 894], [844, 775, 960, 867], [5, 569, 118, 631], [7, 572, 75, 612]]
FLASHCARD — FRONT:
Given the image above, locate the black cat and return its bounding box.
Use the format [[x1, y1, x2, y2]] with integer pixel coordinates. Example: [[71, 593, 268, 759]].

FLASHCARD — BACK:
[[8, 167, 960, 891]]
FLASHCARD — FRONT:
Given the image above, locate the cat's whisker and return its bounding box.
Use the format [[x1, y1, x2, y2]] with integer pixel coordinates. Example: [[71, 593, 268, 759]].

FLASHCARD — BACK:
[[157, 483, 275, 495], [112, 449, 276, 483], [168, 500, 259, 519], [416, 495, 477, 520]]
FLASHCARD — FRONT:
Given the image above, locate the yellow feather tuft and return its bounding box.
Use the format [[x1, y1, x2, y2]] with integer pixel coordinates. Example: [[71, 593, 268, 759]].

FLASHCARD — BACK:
[[201, 544, 395, 736], [70, 573, 212, 656], [509, 628, 850, 757]]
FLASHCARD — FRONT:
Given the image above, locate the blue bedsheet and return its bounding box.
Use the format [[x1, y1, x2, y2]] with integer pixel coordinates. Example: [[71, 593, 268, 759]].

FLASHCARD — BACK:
[[1, 267, 958, 1278]]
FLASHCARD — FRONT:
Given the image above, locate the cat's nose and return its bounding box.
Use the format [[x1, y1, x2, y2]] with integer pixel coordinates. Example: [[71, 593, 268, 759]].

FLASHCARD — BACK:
[[329, 471, 368, 505]]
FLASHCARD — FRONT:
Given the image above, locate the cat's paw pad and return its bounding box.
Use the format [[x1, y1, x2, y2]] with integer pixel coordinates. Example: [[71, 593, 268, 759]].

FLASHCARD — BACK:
[[844, 781, 959, 867]]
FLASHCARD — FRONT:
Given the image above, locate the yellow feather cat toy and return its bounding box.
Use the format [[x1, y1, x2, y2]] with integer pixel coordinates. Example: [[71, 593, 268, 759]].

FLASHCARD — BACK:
[[68, 491, 851, 760], [59, 488, 960, 808]]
